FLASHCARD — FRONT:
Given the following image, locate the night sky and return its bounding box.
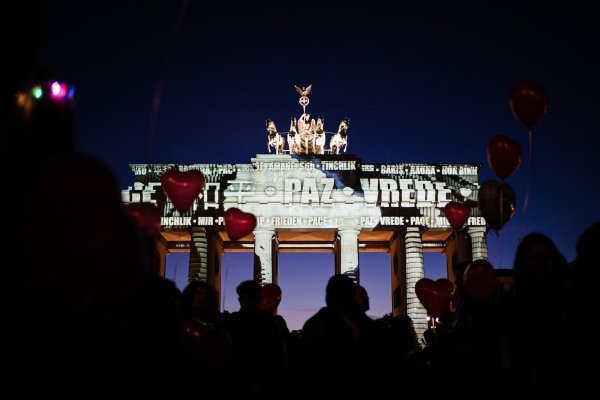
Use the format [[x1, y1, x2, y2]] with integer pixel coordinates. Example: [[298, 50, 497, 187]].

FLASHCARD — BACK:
[[33, 1, 599, 328]]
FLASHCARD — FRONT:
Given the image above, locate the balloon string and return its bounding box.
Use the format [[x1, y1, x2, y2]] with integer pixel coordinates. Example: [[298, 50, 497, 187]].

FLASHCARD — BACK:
[[522, 129, 533, 214], [499, 186, 504, 235], [147, 0, 190, 163], [496, 228, 504, 268]]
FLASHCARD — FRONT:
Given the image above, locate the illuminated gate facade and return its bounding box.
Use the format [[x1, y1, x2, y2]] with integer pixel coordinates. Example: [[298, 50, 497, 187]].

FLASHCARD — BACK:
[[122, 154, 488, 335]]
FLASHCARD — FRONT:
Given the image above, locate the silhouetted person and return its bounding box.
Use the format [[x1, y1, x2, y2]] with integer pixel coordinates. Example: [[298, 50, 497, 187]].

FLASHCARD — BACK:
[[353, 285, 391, 396], [2, 5, 197, 398], [259, 283, 290, 341], [181, 280, 223, 327], [508, 233, 569, 399], [179, 280, 232, 395], [259, 283, 293, 387], [566, 222, 599, 396], [299, 275, 368, 399], [6, 152, 196, 398], [2, 8, 192, 393], [226, 280, 285, 400], [383, 314, 421, 393]]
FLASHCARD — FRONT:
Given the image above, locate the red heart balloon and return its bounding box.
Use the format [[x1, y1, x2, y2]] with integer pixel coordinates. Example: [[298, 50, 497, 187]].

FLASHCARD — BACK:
[[509, 81, 548, 131], [463, 259, 497, 302], [415, 278, 454, 318], [160, 168, 205, 213], [224, 208, 257, 241], [487, 135, 522, 181], [444, 201, 471, 230], [125, 203, 161, 238]]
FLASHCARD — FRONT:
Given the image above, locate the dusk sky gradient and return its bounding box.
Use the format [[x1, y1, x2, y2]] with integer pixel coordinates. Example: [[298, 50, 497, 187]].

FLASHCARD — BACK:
[[35, 1, 599, 329]]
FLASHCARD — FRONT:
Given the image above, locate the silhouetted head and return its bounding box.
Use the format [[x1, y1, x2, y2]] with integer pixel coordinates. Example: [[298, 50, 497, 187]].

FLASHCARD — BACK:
[[513, 233, 568, 298], [325, 275, 357, 312], [236, 280, 262, 312], [259, 283, 283, 315], [181, 280, 218, 320], [514, 233, 566, 281]]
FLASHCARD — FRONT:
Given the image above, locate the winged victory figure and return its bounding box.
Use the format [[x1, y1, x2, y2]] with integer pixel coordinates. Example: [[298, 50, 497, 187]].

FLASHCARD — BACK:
[[294, 84, 312, 97]]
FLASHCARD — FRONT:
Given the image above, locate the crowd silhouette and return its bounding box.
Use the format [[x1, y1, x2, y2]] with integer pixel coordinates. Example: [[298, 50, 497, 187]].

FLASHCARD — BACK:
[[3, 3, 599, 399]]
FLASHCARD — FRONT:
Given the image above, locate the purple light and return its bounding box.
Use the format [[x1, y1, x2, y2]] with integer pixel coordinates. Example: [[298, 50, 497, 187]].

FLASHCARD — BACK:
[[49, 81, 68, 100]]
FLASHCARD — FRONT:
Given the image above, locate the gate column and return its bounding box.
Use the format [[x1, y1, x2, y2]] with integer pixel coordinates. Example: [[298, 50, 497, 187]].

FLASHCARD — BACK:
[[254, 228, 275, 284], [405, 227, 427, 338]]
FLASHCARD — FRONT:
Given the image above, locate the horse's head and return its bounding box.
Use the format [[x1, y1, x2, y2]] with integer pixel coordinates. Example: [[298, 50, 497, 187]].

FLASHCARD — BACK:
[[338, 117, 350, 134], [317, 115, 324, 130], [266, 119, 277, 134]]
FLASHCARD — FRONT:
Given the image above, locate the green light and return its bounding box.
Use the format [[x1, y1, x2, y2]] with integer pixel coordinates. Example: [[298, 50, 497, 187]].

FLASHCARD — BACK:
[[32, 86, 42, 99]]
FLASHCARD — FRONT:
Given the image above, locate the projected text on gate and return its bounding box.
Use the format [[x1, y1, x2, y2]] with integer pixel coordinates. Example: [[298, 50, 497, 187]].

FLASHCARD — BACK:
[[123, 157, 485, 230]]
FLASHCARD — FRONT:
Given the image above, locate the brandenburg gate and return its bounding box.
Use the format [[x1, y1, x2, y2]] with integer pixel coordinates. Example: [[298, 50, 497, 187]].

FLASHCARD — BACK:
[[122, 87, 488, 334]]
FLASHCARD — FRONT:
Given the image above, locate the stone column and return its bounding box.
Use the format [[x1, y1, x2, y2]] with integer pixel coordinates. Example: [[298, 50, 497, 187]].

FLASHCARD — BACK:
[[338, 228, 360, 283], [207, 230, 223, 304], [189, 227, 208, 282], [405, 227, 427, 338], [254, 228, 275, 285], [468, 226, 488, 261]]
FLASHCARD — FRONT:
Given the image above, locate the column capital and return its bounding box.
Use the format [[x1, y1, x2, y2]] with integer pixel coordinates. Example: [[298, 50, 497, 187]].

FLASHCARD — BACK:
[[468, 226, 489, 261], [337, 217, 362, 232], [405, 226, 422, 234], [467, 226, 487, 235], [338, 227, 361, 235], [253, 227, 276, 236]]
